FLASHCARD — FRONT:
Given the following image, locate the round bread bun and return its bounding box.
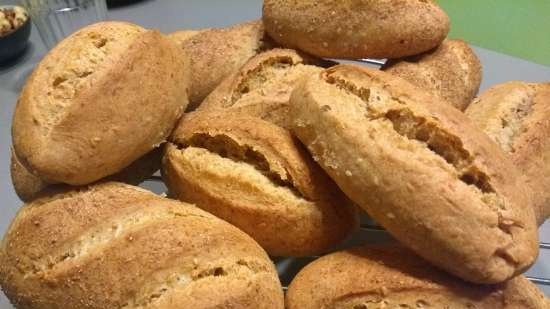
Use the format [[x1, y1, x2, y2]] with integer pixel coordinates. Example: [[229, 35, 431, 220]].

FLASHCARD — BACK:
[[262, 0, 449, 59], [0, 182, 284, 309], [12, 21, 190, 185]]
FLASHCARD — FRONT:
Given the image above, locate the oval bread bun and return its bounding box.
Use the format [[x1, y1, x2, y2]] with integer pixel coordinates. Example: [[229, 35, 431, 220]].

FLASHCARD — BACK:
[[287, 246, 550, 309], [0, 182, 284, 309], [383, 39, 482, 111], [12, 21, 190, 185], [262, 0, 449, 59]]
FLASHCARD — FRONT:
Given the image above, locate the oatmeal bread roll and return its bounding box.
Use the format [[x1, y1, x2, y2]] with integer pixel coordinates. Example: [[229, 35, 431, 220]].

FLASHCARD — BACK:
[[162, 112, 358, 257], [198, 48, 331, 129], [466, 82, 550, 225], [287, 246, 550, 309], [12, 21, 190, 186], [10, 147, 163, 202], [383, 39, 482, 111], [0, 182, 284, 309], [290, 65, 538, 283], [169, 20, 271, 109], [262, 0, 449, 59]]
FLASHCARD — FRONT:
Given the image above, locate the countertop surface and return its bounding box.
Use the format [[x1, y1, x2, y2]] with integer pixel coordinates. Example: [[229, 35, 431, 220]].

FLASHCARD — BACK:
[[1, 1, 549, 307]]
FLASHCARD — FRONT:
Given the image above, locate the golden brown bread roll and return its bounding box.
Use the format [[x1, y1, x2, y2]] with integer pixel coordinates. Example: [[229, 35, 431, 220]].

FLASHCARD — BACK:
[[0, 182, 284, 309], [289, 65, 538, 283], [262, 0, 449, 59], [286, 246, 550, 309], [169, 20, 271, 110], [162, 111, 358, 257], [466, 81, 550, 225], [383, 39, 482, 111], [12, 21, 190, 186], [10, 147, 163, 202], [198, 48, 331, 129]]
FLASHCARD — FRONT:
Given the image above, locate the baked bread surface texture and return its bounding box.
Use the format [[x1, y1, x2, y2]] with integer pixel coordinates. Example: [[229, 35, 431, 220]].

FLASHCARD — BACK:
[[466, 81, 550, 225], [198, 48, 330, 129], [262, 0, 449, 59], [383, 39, 482, 111], [286, 246, 550, 309], [169, 20, 270, 109], [12, 21, 190, 185], [289, 64, 538, 283], [0, 182, 284, 309], [163, 111, 358, 256]]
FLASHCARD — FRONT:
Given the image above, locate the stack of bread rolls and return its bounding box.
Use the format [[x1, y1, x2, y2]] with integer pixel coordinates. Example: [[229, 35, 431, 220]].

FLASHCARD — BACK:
[[1, 1, 548, 308]]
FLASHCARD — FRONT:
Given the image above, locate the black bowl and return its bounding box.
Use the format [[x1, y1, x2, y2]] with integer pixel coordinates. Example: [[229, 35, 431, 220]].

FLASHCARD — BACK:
[[0, 10, 31, 64]]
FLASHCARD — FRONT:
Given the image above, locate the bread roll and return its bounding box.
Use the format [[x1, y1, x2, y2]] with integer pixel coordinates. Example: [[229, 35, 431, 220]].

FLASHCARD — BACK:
[[289, 65, 538, 283], [162, 111, 358, 256], [466, 82, 550, 225], [169, 20, 271, 110], [287, 246, 550, 309], [262, 0, 449, 59], [12, 21, 190, 185], [383, 39, 482, 110], [10, 147, 163, 202], [198, 48, 331, 129], [0, 182, 284, 309]]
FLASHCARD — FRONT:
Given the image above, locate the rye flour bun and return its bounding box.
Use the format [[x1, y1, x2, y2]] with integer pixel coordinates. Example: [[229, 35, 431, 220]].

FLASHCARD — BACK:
[[262, 0, 449, 59], [286, 246, 550, 309], [198, 48, 332, 129], [162, 111, 358, 257], [289, 65, 538, 283], [0, 182, 284, 309], [466, 81, 550, 225], [383, 39, 482, 111], [169, 20, 271, 109], [12, 21, 190, 186]]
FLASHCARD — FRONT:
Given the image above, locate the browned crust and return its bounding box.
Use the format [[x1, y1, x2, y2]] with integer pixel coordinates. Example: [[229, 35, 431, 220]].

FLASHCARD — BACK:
[[0, 182, 284, 309], [198, 48, 332, 129], [262, 0, 449, 59], [12, 21, 190, 185], [289, 64, 538, 283], [169, 20, 272, 109], [286, 246, 550, 309], [383, 39, 482, 110], [162, 111, 358, 256], [466, 81, 550, 225]]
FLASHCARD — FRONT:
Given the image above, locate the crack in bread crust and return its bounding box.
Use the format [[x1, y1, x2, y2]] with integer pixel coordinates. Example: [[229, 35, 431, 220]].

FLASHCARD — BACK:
[[170, 133, 305, 199]]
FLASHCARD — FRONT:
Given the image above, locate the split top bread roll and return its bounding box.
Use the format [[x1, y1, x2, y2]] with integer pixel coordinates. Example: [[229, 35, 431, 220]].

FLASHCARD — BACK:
[[262, 0, 449, 59], [383, 39, 482, 111], [466, 82, 550, 225], [162, 112, 358, 257], [169, 20, 271, 110], [0, 182, 284, 309], [289, 65, 538, 283], [12, 21, 190, 186], [286, 246, 550, 309], [10, 147, 162, 202], [198, 48, 331, 129]]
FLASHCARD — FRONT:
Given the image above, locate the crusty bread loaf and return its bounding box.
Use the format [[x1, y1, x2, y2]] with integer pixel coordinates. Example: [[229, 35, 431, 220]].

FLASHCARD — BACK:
[[10, 147, 163, 202], [287, 246, 550, 309], [198, 48, 331, 129], [162, 111, 358, 257], [289, 65, 538, 283], [169, 20, 271, 110], [0, 182, 284, 309], [12, 21, 190, 186], [383, 39, 482, 110], [466, 82, 550, 225], [262, 0, 449, 59]]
